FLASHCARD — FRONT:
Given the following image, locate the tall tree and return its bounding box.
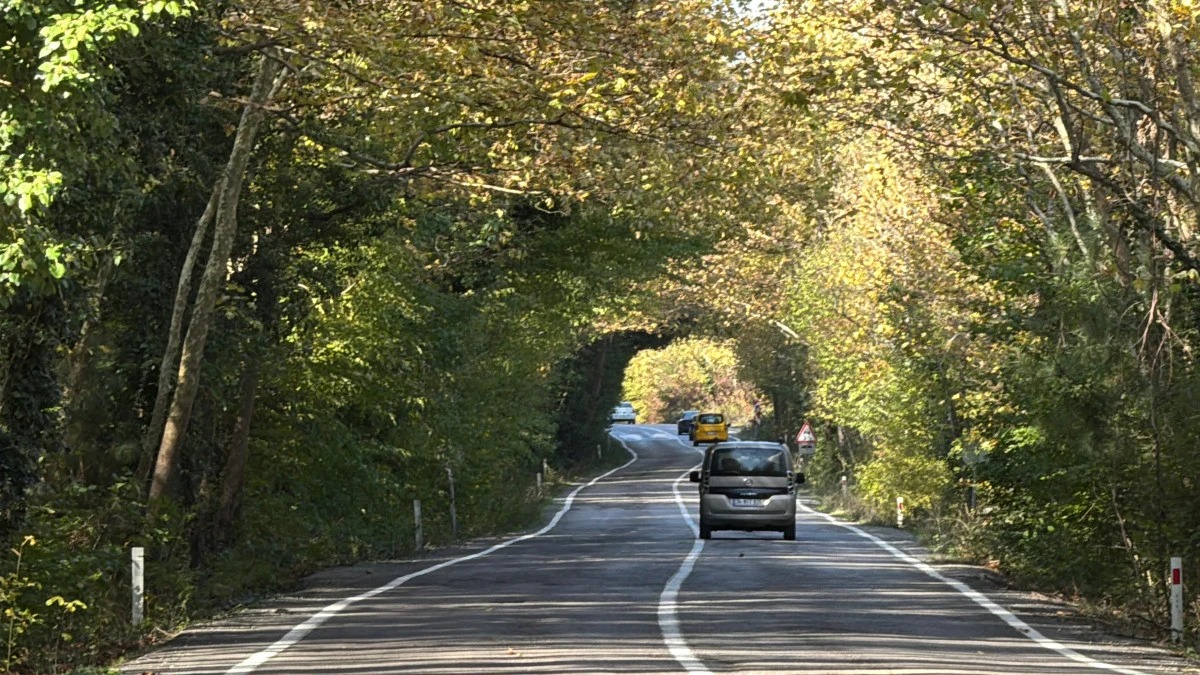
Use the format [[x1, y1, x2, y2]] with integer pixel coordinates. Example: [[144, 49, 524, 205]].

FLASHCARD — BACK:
[[149, 49, 286, 502]]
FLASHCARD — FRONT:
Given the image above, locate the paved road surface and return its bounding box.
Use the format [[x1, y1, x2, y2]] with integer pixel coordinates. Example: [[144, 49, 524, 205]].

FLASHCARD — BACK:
[[120, 424, 1196, 674]]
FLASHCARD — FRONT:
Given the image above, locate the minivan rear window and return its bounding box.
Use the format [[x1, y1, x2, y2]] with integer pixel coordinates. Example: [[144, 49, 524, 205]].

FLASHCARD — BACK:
[[697, 413, 724, 424], [710, 447, 789, 477]]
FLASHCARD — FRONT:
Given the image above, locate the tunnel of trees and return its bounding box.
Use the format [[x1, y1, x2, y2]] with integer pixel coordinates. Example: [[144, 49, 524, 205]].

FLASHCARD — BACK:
[[3, 0, 1200, 670]]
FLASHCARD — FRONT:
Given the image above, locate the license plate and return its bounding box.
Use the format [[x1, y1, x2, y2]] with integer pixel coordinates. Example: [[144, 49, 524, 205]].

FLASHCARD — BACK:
[[731, 498, 764, 507]]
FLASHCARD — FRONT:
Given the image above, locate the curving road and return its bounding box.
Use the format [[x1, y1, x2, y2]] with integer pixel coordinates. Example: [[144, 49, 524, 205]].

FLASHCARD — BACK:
[[121, 425, 1195, 674]]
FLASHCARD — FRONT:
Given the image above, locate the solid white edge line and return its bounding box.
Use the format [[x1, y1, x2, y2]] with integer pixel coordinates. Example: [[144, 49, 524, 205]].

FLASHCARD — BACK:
[[226, 437, 640, 674], [797, 501, 1150, 675], [656, 440, 712, 675]]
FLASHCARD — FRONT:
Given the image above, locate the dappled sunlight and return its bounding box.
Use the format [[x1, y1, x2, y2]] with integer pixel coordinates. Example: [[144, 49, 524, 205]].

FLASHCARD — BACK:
[[120, 432, 1186, 675]]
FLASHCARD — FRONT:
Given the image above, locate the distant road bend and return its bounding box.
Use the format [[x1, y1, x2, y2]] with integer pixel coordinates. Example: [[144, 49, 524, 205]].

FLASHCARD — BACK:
[[121, 424, 1194, 674]]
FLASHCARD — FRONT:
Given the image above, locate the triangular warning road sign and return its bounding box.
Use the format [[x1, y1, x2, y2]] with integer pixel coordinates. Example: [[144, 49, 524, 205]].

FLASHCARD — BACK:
[[796, 422, 815, 444]]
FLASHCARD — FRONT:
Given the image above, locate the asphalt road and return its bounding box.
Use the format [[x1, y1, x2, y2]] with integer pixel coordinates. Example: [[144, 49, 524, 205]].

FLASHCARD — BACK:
[[120, 424, 1196, 674]]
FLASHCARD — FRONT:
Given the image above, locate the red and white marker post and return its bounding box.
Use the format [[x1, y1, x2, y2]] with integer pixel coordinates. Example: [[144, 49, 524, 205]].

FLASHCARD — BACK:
[[1170, 557, 1183, 642]]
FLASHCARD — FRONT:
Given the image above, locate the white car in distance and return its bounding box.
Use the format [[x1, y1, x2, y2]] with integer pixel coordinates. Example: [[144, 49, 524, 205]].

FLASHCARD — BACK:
[[610, 402, 637, 424]]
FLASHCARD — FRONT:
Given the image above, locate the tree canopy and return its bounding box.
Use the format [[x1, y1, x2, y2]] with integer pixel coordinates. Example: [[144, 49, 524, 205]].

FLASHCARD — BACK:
[[2, 0, 1199, 670]]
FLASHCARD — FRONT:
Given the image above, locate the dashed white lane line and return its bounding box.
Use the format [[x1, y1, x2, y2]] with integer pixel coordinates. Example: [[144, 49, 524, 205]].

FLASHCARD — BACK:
[[657, 436, 1145, 675], [798, 502, 1150, 675], [658, 442, 712, 674], [226, 443, 640, 674]]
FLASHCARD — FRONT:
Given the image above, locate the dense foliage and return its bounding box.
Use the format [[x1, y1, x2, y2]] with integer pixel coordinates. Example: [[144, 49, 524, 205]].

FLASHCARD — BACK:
[[755, 0, 1200, 642], [622, 337, 764, 428], [0, 1, 768, 671], [2, 0, 1199, 671]]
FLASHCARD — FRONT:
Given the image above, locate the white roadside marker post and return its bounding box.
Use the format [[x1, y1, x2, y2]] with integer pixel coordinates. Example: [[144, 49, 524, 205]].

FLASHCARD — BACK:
[[896, 497, 905, 528], [1170, 557, 1183, 642], [413, 499, 423, 550], [131, 546, 144, 625]]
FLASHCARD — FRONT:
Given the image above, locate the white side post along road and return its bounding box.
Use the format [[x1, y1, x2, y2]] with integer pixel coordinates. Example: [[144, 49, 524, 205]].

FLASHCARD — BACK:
[[122, 426, 1193, 674]]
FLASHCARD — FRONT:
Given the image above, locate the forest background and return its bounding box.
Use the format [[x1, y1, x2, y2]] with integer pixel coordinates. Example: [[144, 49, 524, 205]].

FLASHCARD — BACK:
[[2, 0, 1199, 671]]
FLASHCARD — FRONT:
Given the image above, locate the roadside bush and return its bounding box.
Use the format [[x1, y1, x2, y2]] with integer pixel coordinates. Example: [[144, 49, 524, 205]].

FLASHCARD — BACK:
[[1, 479, 194, 674], [855, 450, 953, 521]]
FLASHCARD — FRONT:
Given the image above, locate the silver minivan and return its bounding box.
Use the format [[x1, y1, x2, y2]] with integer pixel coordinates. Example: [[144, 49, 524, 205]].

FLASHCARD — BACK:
[[689, 441, 803, 540]]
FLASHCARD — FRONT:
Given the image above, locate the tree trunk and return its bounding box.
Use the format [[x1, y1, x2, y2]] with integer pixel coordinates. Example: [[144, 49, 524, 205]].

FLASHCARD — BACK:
[[62, 254, 114, 482], [148, 50, 285, 505], [588, 335, 610, 430], [137, 179, 222, 482], [217, 356, 260, 532]]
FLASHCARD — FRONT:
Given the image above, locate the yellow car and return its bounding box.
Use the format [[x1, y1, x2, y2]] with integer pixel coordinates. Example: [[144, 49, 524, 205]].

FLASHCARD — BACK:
[[690, 412, 729, 446]]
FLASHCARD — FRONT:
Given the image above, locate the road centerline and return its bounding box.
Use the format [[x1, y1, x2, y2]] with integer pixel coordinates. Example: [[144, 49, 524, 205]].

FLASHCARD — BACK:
[[657, 438, 711, 675]]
